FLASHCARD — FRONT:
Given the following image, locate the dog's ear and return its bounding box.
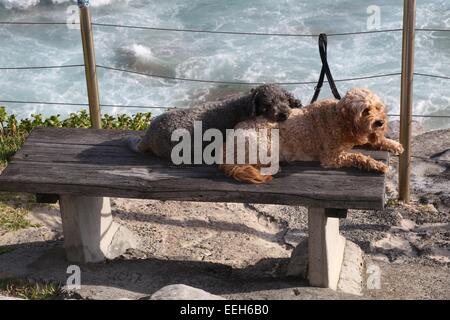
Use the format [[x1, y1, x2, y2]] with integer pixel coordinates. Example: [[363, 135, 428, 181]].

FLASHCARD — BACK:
[[341, 99, 369, 121], [337, 92, 370, 137], [342, 88, 381, 115], [284, 90, 302, 108], [354, 101, 371, 118], [338, 89, 371, 119]]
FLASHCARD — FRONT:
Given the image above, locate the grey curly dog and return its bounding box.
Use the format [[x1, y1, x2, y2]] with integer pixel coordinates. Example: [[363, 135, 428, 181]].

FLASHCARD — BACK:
[[127, 84, 302, 160]]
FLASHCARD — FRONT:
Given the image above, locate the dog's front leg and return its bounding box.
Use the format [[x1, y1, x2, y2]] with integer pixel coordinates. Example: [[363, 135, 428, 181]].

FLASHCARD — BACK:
[[321, 151, 389, 173], [370, 138, 404, 155]]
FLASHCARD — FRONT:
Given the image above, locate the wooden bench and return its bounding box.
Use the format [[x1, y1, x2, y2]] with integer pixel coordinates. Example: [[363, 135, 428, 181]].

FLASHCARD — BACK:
[[0, 127, 388, 290]]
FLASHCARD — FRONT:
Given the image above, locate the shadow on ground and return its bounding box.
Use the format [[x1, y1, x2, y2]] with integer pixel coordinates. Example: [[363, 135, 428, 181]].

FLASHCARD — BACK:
[[2, 240, 348, 300]]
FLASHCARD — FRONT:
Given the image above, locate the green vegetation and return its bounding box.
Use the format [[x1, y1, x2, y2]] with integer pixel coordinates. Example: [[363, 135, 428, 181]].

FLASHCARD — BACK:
[[0, 106, 152, 165], [0, 201, 38, 231], [0, 134, 25, 167], [0, 278, 61, 300]]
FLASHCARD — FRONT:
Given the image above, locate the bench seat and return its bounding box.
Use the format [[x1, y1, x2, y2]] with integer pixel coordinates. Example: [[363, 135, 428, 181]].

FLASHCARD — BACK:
[[0, 127, 389, 290]]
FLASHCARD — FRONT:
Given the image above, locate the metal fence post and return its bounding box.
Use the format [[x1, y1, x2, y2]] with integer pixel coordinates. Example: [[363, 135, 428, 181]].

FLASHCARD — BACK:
[[399, 0, 416, 203], [79, 0, 101, 129]]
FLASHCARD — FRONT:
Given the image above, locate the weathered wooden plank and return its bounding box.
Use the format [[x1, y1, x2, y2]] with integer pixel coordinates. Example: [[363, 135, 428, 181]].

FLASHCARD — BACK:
[[25, 127, 141, 146], [0, 160, 385, 209], [1, 160, 385, 196], [12, 143, 388, 177]]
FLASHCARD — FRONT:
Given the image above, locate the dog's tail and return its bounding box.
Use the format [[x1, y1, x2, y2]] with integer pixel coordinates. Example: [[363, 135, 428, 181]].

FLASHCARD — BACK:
[[124, 135, 145, 153], [219, 164, 272, 184]]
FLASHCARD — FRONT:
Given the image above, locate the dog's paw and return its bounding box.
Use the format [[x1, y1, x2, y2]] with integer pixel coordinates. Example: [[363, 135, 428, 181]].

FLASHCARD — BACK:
[[390, 142, 404, 156], [371, 161, 389, 174]]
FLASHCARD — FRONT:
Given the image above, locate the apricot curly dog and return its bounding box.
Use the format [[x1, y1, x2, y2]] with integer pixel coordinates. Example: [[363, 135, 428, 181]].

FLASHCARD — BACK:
[[219, 88, 404, 184]]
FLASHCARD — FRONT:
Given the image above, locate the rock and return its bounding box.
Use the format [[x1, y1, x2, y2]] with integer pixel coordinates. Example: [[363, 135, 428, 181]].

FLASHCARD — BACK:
[[149, 284, 225, 300], [412, 129, 450, 158], [116, 44, 176, 78], [414, 222, 450, 233], [420, 204, 439, 215], [427, 247, 450, 264], [399, 219, 416, 231], [370, 254, 390, 263], [337, 241, 365, 296], [391, 219, 416, 232], [371, 234, 417, 260], [287, 239, 365, 296], [431, 149, 450, 162], [283, 229, 307, 248], [387, 120, 424, 140], [106, 224, 141, 260], [286, 238, 308, 278]]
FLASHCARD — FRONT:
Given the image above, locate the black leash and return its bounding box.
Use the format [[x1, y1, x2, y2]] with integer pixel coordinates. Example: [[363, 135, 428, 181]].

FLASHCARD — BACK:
[[310, 33, 341, 103]]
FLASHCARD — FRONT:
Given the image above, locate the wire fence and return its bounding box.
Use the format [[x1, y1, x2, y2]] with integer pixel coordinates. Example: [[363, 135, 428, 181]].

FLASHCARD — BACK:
[[0, 20, 449, 119], [91, 22, 408, 37], [3, 20, 448, 35], [0, 19, 449, 165]]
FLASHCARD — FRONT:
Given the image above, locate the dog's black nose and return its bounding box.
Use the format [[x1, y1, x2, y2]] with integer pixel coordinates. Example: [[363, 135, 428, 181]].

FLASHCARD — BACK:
[[374, 120, 384, 127], [277, 113, 288, 121]]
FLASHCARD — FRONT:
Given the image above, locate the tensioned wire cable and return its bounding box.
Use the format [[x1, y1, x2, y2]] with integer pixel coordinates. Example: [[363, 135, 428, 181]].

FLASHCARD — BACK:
[[0, 20, 448, 35], [96, 64, 402, 85], [2, 100, 450, 119], [0, 65, 84, 70]]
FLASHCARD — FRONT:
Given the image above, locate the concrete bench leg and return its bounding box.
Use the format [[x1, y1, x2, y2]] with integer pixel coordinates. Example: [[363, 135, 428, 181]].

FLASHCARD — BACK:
[[308, 208, 346, 290], [59, 196, 139, 263]]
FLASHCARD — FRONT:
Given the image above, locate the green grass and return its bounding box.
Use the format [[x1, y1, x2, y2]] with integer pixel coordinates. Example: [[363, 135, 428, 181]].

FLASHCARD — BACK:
[[0, 201, 38, 231], [0, 192, 39, 231], [0, 134, 25, 166], [0, 278, 61, 300]]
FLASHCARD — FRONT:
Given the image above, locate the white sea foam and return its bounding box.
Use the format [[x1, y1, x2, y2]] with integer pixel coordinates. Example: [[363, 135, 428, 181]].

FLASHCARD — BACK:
[[116, 43, 176, 79], [0, 0, 39, 10]]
